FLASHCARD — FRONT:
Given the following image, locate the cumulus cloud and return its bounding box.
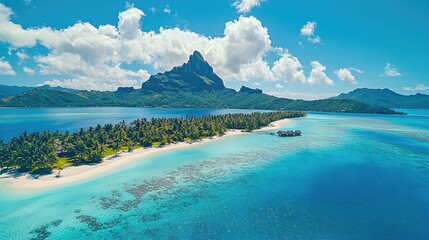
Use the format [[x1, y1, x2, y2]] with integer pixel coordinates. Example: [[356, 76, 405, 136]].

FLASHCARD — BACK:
[[163, 5, 171, 14], [0, 3, 323, 90], [251, 82, 261, 86], [118, 7, 144, 40], [0, 57, 16, 75], [402, 84, 428, 91], [271, 52, 306, 83], [275, 83, 284, 88], [335, 68, 362, 84], [300, 21, 321, 43], [22, 66, 35, 75], [43, 63, 150, 91], [308, 61, 334, 85], [233, 0, 265, 14], [383, 63, 401, 77], [0, 4, 61, 48], [0, 3, 287, 88]]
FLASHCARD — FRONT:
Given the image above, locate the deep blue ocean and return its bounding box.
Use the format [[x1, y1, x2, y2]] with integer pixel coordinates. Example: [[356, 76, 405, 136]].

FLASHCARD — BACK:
[[0, 108, 428, 239]]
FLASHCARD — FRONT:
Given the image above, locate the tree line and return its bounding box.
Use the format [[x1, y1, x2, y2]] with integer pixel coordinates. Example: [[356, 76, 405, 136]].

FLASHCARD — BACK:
[[0, 111, 306, 174]]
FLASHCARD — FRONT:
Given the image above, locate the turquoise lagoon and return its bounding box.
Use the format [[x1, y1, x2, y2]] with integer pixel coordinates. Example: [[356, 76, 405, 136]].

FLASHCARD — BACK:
[[0, 109, 428, 239]]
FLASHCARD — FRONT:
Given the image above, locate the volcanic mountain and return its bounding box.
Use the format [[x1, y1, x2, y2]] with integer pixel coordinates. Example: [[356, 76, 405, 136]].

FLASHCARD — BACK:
[[141, 51, 225, 92], [0, 51, 400, 114]]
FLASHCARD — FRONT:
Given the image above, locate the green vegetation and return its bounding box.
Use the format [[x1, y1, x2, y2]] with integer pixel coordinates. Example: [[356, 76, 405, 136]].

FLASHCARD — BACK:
[[335, 88, 429, 109], [0, 88, 399, 114], [0, 51, 401, 114], [0, 111, 306, 174]]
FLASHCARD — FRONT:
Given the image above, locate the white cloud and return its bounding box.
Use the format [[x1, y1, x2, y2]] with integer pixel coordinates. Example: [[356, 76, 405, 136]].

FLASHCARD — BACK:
[[267, 91, 339, 100], [384, 63, 401, 77], [149, 7, 156, 14], [0, 4, 61, 48], [118, 7, 144, 40], [308, 61, 334, 85], [164, 5, 171, 14], [308, 36, 320, 44], [300, 22, 316, 37], [300, 21, 321, 44], [349, 67, 363, 74], [335, 68, 361, 84], [0, 3, 314, 90], [0, 57, 16, 75], [229, 58, 274, 81], [402, 84, 428, 91], [220, 16, 272, 76], [271, 52, 306, 83], [275, 83, 284, 88], [251, 82, 261, 86], [22, 66, 35, 75], [416, 84, 428, 91], [43, 63, 150, 91], [16, 51, 29, 62], [233, 0, 264, 14]]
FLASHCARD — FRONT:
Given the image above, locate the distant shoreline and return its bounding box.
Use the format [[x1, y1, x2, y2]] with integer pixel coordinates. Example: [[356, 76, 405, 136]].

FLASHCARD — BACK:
[[1, 118, 291, 191]]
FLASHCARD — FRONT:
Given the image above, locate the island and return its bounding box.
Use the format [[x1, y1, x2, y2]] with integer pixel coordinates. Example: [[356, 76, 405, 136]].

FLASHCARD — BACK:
[[0, 51, 400, 115], [0, 111, 306, 183]]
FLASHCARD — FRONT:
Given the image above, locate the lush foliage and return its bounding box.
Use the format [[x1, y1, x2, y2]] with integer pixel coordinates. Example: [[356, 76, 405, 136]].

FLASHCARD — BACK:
[[0, 111, 306, 173], [0, 50, 403, 113], [0, 88, 399, 114], [335, 88, 429, 109]]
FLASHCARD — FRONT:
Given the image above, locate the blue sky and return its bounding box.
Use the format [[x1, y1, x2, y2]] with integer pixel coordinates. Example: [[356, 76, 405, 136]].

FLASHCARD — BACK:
[[0, 0, 428, 99]]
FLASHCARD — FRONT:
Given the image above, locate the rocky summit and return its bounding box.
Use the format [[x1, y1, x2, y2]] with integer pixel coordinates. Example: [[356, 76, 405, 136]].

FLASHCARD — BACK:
[[141, 51, 225, 92]]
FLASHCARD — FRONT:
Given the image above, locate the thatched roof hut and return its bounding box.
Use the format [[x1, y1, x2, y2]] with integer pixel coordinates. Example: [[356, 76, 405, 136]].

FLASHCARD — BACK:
[[277, 130, 302, 137]]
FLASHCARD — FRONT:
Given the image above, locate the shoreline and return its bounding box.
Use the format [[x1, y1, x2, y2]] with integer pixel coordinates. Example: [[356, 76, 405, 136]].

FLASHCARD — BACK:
[[1, 118, 291, 191]]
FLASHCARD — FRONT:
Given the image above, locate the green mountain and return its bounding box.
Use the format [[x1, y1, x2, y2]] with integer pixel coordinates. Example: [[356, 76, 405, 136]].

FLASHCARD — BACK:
[[141, 51, 225, 92], [0, 84, 75, 98], [0, 85, 33, 98], [335, 88, 429, 109], [0, 88, 396, 114], [0, 51, 399, 114]]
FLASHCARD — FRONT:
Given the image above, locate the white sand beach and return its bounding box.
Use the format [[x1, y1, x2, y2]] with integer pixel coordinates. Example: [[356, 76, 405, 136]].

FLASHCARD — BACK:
[[2, 118, 291, 191]]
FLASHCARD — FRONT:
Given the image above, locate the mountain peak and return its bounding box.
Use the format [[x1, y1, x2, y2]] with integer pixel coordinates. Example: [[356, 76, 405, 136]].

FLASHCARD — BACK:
[[239, 86, 263, 94], [141, 51, 225, 92], [179, 50, 213, 76], [191, 50, 204, 61]]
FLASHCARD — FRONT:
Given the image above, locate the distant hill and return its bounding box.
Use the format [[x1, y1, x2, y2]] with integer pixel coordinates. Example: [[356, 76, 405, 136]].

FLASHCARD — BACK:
[[0, 84, 75, 98], [0, 51, 399, 114], [1, 88, 397, 114], [0, 85, 33, 98], [335, 88, 429, 109]]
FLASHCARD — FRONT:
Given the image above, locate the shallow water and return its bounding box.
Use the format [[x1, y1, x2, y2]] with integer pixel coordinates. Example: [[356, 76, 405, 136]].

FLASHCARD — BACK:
[[0, 109, 428, 239]]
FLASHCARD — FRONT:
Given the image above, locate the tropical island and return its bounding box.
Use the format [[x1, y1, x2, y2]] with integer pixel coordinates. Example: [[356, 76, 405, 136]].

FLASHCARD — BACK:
[[0, 51, 401, 114], [0, 111, 305, 183]]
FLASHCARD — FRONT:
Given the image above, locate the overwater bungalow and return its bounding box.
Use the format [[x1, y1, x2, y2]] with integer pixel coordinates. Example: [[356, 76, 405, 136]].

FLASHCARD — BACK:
[[277, 130, 302, 137]]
